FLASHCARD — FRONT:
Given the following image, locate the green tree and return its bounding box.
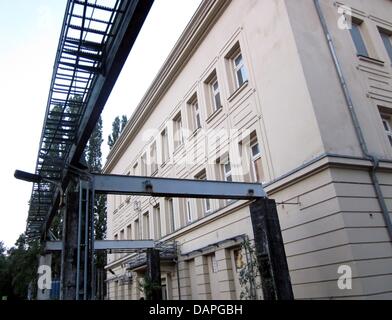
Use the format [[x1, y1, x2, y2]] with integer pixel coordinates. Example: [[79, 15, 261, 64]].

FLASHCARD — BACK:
[[108, 115, 128, 149], [5, 234, 40, 300], [0, 241, 11, 299]]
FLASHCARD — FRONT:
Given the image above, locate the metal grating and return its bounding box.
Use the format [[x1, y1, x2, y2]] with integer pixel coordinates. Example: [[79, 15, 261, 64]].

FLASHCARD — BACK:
[[26, 0, 153, 240]]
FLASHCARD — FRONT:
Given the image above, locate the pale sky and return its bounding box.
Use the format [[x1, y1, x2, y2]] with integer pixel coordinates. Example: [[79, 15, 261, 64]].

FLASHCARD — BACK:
[[0, 0, 202, 249]]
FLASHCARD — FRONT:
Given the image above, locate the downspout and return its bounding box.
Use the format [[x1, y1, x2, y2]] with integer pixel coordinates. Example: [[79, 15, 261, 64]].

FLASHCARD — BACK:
[[313, 0, 392, 241]]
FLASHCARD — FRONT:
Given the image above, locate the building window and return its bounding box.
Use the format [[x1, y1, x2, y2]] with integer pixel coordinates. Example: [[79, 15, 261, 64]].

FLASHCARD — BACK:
[[143, 212, 150, 240], [210, 77, 222, 112], [195, 169, 211, 215], [232, 51, 248, 88], [134, 219, 140, 240], [188, 95, 201, 132], [223, 160, 233, 182], [141, 153, 147, 176], [132, 162, 138, 176], [153, 204, 161, 239], [250, 136, 265, 183], [161, 128, 169, 163], [379, 29, 392, 63], [173, 112, 184, 150], [166, 198, 175, 233], [150, 141, 158, 174], [186, 199, 193, 224], [127, 224, 132, 240], [381, 113, 392, 147], [350, 20, 368, 57]]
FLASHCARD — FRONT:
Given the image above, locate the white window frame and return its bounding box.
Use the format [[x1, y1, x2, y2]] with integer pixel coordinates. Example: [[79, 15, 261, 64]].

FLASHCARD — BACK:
[[211, 77, 221, 112], [161, 128, 169, 163], [250, 139, 262, 182], [150, 141, 158, 174], [143, 212, 150, 240], [233, 51, 248, 88], [381, 114, 392, 147], [197, 170, 211, 214], [223, 160, 232, 182], [141, 152, 147, 176], [153, 204, 161, 240], [173, 112, 184, 149], [166, 198, 175, 233], [192, 99, 201, 131], [186, 199, 193, 224]]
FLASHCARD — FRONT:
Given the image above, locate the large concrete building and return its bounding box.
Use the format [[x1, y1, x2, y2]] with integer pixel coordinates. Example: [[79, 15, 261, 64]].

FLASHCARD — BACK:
[[104, 0, 392, 300]]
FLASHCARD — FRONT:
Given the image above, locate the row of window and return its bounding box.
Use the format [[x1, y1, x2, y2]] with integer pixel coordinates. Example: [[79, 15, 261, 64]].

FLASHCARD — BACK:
[[112, 135, 263, 246], [350, 17, 392, 63], [128, 42, 250, 178], [109, 246, 248, 300]]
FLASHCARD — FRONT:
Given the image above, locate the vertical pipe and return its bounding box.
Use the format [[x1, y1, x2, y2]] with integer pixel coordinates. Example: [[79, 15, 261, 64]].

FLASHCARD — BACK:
[[90, 183, 96, 300], [76, 181, 82, 300], [59, 204, 67, 300], [84, 183, 89, 300]]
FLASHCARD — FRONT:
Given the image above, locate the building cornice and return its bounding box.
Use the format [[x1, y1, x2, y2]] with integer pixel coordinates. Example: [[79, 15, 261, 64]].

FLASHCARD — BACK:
[[103, 0, 232, 173]]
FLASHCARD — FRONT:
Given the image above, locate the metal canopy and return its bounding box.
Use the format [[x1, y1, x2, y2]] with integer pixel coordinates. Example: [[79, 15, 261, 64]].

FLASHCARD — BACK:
[[26, 0, 154, 240]]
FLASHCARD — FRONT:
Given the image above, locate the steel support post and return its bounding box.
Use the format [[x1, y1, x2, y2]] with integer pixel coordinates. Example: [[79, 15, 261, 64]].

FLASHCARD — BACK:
[[76, 181, 93, 300], [249, 198, 294, 300], [146, 248, 162, 300], [60, 192, 78, 300]]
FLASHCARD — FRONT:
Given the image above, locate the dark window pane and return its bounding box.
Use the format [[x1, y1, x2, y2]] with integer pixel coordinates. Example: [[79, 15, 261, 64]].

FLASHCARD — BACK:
[[380, 31, 392, 63], [215, 93, 221, 109], [388, 135, 392, 147], [350, 23, 368, 56]]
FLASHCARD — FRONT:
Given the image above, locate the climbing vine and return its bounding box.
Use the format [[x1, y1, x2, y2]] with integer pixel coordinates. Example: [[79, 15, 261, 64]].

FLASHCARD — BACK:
[[238, 238, 262, 300]]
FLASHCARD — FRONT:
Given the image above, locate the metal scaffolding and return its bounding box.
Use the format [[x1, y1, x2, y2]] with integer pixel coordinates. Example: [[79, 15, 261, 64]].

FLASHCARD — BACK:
[[26, 0, 154, 240]]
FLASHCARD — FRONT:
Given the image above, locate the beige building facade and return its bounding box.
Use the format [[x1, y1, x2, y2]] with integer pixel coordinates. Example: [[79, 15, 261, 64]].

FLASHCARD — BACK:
[[104, 0, 392, 300]]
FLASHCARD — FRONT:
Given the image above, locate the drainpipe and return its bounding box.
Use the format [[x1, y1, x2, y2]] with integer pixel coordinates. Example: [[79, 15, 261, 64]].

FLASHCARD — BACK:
[[313, 0, 392, 241]]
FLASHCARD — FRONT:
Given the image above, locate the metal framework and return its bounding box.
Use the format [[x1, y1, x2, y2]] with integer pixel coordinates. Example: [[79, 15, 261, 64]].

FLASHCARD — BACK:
[[26, 0, 154, 240]]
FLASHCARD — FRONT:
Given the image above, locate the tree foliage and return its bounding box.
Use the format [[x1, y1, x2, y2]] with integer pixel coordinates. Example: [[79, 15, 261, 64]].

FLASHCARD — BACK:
[[108, 115, 128, 149], [0, 235, 40, 300]]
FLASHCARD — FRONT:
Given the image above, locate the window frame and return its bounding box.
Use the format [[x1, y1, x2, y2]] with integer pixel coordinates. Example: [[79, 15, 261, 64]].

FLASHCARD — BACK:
[[166, 197, 175, 233], [210, 76, 222, 112], [223, 160, 233, 182], [141, 152, 147, 176], [150, 141, 158, 175], [350, 20, 369, 57], [379, 28, 392, 63], [191, 98, 202, 131], [232, 51, 248, 89], [173, 112, 184, 150], [161, 127, 169, 163], [250, 138, 264, 183], [195, 169, 212, 215], [381, 113, 392, 147], [186, 198, 193, 224]]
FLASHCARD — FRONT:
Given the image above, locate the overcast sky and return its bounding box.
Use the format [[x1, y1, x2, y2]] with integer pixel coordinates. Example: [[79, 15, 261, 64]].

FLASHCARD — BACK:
[[0, 0, 202, 249]]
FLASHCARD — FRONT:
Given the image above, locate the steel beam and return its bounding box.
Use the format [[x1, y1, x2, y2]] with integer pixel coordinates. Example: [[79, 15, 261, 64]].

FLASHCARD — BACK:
[[94, 240, 155, 250], [93, 174, 266, 200], [44, 240, 155, 251]]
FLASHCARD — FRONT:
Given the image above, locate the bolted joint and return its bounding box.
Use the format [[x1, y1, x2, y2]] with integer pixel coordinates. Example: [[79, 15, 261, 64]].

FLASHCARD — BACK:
[[144, 180, 153, 193]]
